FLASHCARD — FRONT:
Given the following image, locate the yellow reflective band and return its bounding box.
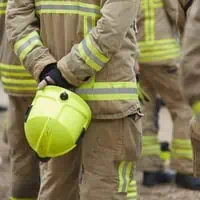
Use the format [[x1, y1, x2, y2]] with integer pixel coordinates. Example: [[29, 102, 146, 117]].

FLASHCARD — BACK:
[[139, 48, 180, 62], [172, 139, 192, 149], [118, 161, 133, 193], [0, 63, 33, 78], [14, 31, 43, 63], [143, 136, 158, 145], [142, 145, 160, 156], [0, 2, 6, 14], [76, 82, 138, 101], [127, 180, 137, 199], [79, 35, 110, 71], [10, 197, 37, 200], [84, 16, 97, 37], [171, 149, 193, 160], [160, 151, 170, 162], [192, 101, 200, 116], [35, 1, 101, 17], [1, 77, 36, 85]]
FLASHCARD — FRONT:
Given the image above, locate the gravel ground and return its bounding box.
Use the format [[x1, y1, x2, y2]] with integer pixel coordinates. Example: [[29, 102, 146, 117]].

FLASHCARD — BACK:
[[0, 89, 200, 199]]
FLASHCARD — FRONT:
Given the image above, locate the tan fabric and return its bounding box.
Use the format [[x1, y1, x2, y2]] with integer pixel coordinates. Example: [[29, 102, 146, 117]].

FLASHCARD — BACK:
[[176, 0, 194, 36], [181, 0, 200, 105], [190, 117, 200, 177], [138, 64, 193, 174], [38, 146, 81, 200], [81, 114, 142, 200], [0, 0, 36, 96], [6, 0, 140, 119], [6, 96, 40, 198]]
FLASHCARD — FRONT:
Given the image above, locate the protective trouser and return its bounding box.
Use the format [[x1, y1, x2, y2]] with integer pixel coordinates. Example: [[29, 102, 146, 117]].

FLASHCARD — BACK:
[[80, 113, 142, 200], [7, 96, 40, 200], [190, 117, 200, 177], [138, 64, 193, 174], [38, 146, 81, 200]]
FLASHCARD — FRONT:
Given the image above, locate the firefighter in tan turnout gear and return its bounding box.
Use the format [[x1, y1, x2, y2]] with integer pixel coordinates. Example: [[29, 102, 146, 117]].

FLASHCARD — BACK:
[[6, 0, 142, 199], [136, 0, 200, 190], [178, 0, 200, 180], [0, 0, 41, 199]]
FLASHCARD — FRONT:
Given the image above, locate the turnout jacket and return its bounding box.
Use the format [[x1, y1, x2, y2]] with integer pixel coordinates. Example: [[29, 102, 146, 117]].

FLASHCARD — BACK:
[[0, 0, 36, 96], [137, 0, 180, 65], [6, 0, 140, 119]]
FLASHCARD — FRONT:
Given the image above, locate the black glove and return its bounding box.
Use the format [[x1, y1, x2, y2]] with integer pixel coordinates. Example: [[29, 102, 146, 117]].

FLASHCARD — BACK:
[[39, 63, 74, 89]]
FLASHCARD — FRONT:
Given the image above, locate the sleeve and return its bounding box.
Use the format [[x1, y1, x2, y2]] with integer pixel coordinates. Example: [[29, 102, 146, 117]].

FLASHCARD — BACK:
[[57, 0, 138, 87], [6, 0, 56, 82], [181, 0, 200, 113]]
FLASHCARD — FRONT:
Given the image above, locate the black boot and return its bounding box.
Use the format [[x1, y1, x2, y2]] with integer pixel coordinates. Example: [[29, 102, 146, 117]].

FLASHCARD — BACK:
[[176, 173, 200, 190], [143, 170, 175, 187]]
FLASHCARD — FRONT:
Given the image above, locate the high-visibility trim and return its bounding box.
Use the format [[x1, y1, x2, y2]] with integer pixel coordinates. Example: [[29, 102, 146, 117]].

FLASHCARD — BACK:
[[192, 101, 200, 117], [78, 35, 110, 71], [160, 151, 170, 162], [84, 16, 97, 37], [35, 1, 101, 17], [142, 145, 161, 156], [14, 31, 43, 63], [10, 197, 37, 200], [127, 180, 137, 199], [139, 48, 180, 62], [171, 139, 193, 160], [118, 161, 133, 193], [76, 82, 138, 101], [142, 136, 158, 145], [0, 2, 6, 14], [171, 149, 193, 160]]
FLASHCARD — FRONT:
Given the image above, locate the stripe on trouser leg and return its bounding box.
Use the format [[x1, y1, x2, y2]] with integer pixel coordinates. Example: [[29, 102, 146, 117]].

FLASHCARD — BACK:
[[118, 161, 133, 193], [10, 197, 37, 200], [127, 180, 137, 200]]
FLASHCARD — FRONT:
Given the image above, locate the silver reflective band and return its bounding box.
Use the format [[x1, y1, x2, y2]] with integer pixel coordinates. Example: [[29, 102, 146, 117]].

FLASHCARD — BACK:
[[81, 39, 105, 68], [16, 35, 40, 57], [36, 4, 101, 15], [76, 88, 138, 95]]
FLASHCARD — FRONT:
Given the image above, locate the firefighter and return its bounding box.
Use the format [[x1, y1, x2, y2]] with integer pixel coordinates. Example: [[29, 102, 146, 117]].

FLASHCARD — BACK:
[[6, 0, 142, 199], [136, 0, 200, 190], [0, 0, 40, 199], [178, 0, 200, 178]]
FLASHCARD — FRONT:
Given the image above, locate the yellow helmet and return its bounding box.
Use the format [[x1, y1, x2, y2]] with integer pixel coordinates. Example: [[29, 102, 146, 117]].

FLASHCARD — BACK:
[[24, 86, 91, 159]]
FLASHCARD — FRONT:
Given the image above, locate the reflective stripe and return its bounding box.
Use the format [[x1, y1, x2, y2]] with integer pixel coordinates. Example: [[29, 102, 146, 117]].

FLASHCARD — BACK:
[[35, 1, 101, 17], [127, 180, 137, 200], [140, 0, 180, 62], [84, 16, 97, 37], [0, 2, 6, 14], [142, 136, 160, 156], [76, 82, 138, 101], [14, 31, 43, 63], [10, 197, 37, 200], [192, 101, 200, 117], [118, 161, 133, 193], [171, 139, 193, 160], [78, 35, 110, 71], [0, 63, 36, 93]]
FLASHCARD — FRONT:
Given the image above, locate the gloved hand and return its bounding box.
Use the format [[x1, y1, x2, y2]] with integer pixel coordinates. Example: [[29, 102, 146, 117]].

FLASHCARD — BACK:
[[136, 74, 151, 104], [190, 117, 200, 177], [38, 63, 74, 90]]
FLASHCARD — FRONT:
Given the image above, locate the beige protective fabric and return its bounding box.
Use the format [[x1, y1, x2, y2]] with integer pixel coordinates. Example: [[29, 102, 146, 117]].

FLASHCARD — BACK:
[[6, 96, 40, 199], [38, 146, 81, 200], [6, 0, 140, 119], [180, 0, 200, 177], [0, 0, 36, 96], [190, 118, 200, 177], [81, 114, 142, 200], [138, 64, 193, 174]]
